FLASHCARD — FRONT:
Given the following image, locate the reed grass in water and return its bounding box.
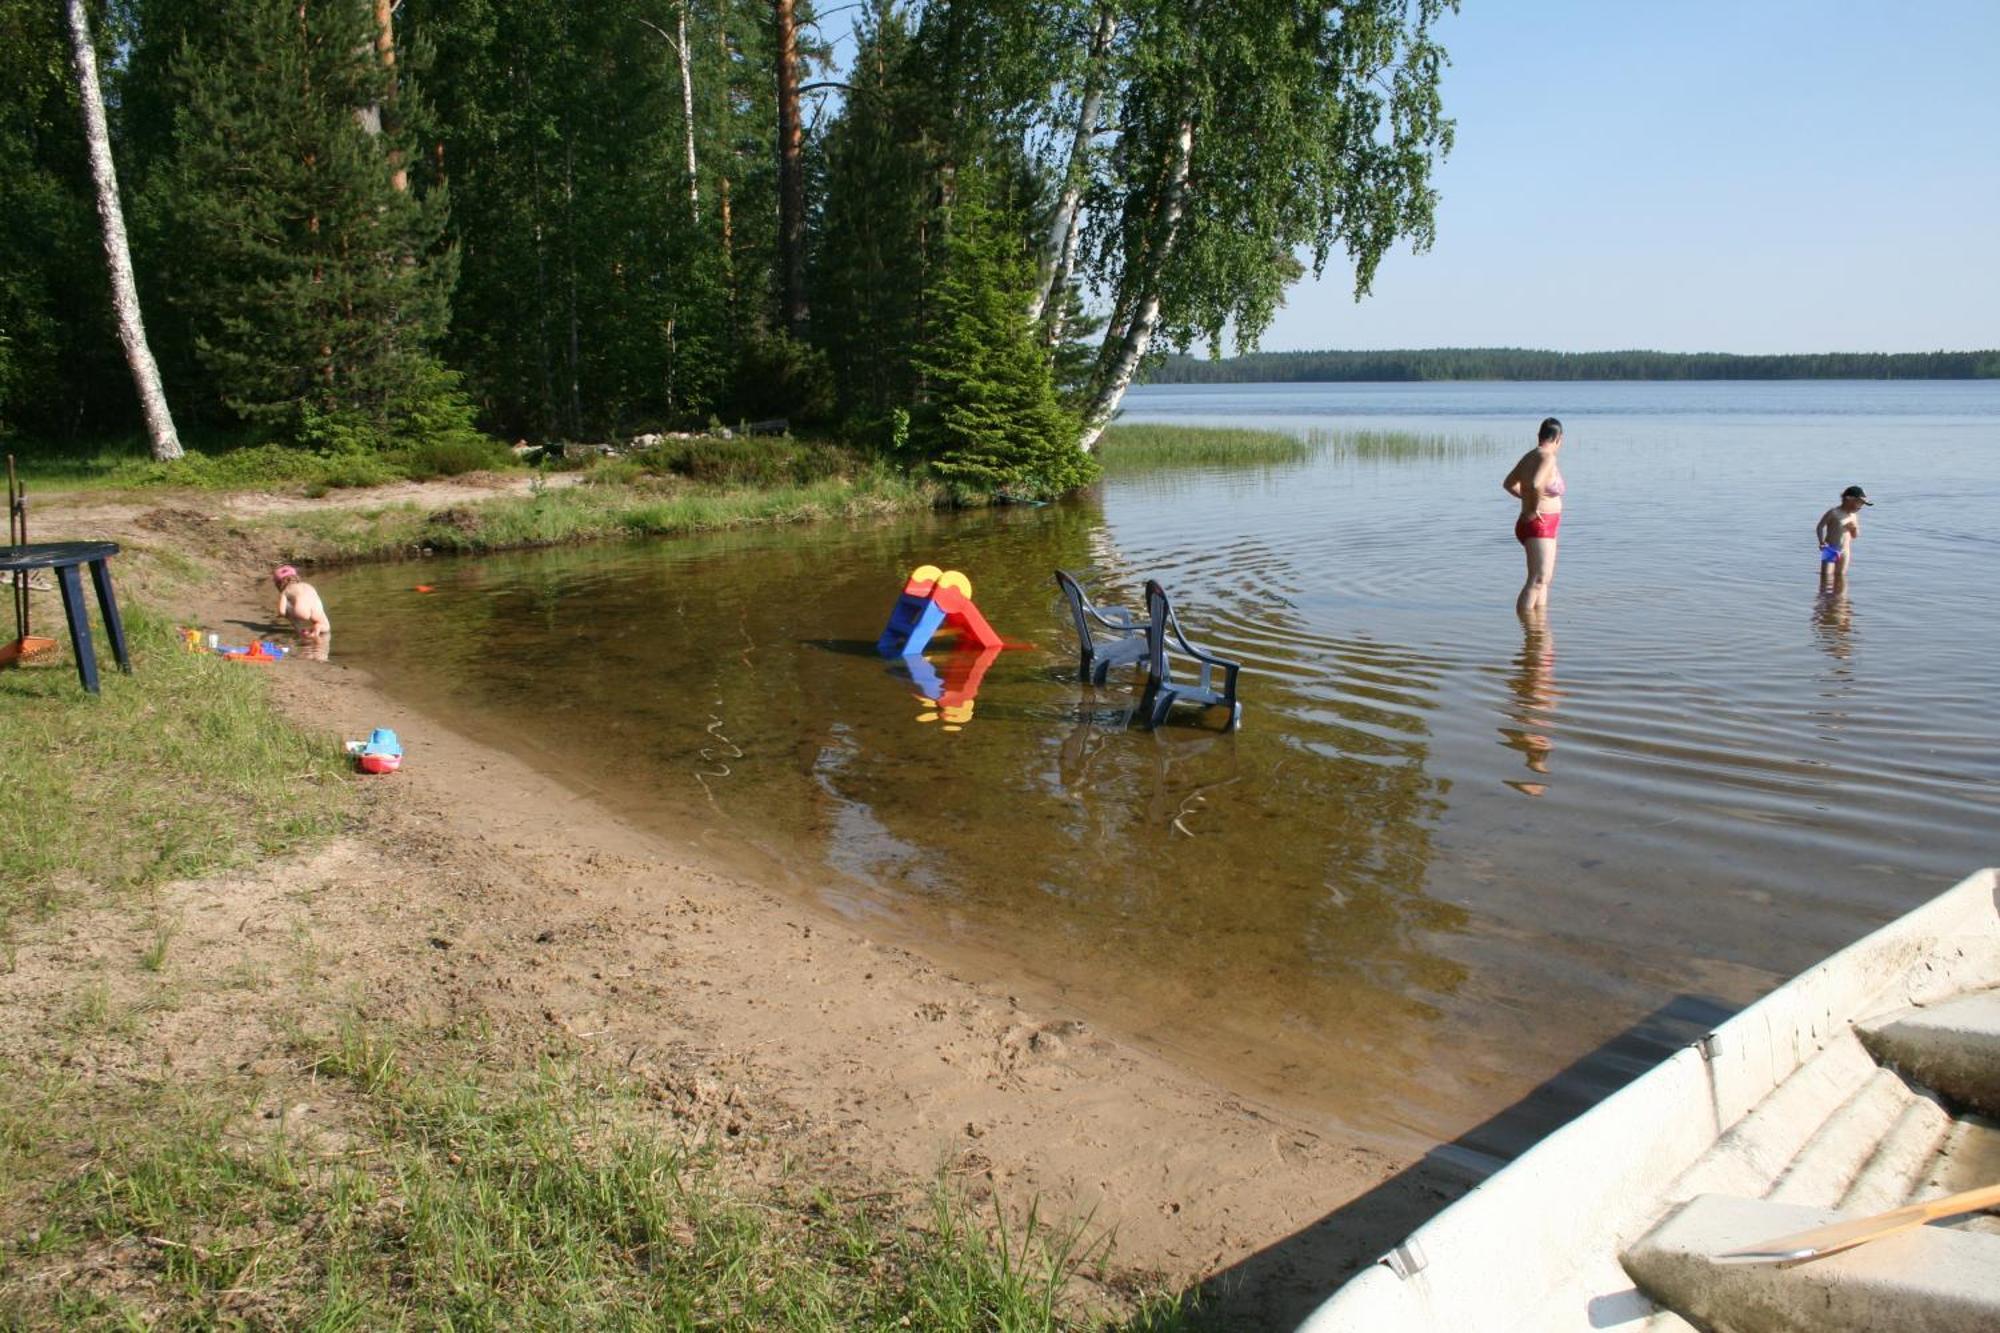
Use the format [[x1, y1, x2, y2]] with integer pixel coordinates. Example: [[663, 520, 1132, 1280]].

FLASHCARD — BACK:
[[1318, 429, 1496, 460], [1096, 424, 1494, 471], [1095, 424, 1314, 470]]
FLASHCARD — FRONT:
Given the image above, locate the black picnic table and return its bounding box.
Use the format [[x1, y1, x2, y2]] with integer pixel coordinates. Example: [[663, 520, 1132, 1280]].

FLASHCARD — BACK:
[[0, 541, 130, 694]]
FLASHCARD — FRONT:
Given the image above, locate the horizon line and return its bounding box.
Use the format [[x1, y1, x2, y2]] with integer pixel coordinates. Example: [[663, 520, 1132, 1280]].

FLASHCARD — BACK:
[[1159, 346, 1999, 360]]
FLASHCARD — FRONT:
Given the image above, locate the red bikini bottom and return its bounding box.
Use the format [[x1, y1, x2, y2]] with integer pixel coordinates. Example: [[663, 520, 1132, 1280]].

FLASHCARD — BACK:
[[1515, 511, 1562, 543]]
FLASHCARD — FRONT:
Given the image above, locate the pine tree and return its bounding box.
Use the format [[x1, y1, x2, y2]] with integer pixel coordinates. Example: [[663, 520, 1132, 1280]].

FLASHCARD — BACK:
[[403, 0, 750, 437], [810, 1, 929, 430], [912, 175, 1092, 499], [0, 0, 141, 440], [170, 0, 466, 446]]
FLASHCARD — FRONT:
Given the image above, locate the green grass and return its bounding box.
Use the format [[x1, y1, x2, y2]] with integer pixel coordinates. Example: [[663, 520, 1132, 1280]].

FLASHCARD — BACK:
[[0, 1022, 1193, 1330], [269, 465, 942, 565], [0, 608, 352, 920], [1095, 423, 1498, 471], [5, 434, 518, 494]]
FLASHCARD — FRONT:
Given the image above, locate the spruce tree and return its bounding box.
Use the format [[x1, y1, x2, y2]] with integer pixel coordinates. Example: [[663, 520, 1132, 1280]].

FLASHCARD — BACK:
[[912, 175, 1093, 499], [810, 2, 929, 431], [171, 0, 466, 446], [0, 0, 133, 440]]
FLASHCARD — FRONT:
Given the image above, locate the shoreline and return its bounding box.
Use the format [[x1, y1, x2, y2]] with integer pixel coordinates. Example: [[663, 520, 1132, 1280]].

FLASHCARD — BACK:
[[9, 476, 1462, 1328]]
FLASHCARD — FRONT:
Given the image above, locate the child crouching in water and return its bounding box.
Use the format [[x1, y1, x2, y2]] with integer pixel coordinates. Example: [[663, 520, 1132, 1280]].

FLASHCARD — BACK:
[[273, 564, 331, 643]]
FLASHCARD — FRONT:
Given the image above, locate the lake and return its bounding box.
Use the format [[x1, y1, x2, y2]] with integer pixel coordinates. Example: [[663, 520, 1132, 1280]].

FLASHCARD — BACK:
[[322, 380, 2000, 1165]]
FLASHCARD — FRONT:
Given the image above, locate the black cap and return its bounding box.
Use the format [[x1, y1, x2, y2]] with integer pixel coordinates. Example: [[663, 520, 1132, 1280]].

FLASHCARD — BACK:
[[1842, 485, 1873, 505]]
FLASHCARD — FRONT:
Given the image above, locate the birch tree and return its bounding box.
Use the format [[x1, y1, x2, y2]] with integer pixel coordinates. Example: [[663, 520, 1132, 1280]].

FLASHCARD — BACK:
[[1027, 1, 1116, 338], [1072, 0, 1456, 449], [63, 0, 182, 461]]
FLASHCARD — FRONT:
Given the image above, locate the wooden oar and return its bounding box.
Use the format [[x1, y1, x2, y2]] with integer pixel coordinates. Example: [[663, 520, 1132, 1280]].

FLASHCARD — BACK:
[[1713, 1182, 2000, 1265]]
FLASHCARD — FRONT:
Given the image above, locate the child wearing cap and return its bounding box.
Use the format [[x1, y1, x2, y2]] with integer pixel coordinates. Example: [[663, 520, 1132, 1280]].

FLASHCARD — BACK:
[[273, 565, 332, 642], [1815, 486, 1872, 594]]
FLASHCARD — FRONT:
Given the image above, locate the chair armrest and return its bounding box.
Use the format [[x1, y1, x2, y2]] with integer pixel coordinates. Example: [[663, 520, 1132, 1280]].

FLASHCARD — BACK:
[[1165, 614, 1240, 695], [1091, 605, 1144, 632]]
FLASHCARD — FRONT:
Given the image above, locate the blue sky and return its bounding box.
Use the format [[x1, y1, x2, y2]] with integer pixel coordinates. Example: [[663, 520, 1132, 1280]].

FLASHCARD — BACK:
[[1256, 1, 2000, 354]]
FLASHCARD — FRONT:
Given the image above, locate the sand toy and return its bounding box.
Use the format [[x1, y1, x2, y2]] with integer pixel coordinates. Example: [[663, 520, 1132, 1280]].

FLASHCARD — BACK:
[[346, 727, 404, 774]]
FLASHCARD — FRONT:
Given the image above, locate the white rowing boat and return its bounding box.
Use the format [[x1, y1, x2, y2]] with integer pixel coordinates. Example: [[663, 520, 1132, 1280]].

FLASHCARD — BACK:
[[1299, 866, 2000, 1333]]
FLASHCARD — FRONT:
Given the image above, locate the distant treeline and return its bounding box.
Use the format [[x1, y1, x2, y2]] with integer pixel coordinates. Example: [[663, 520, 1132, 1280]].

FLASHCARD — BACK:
[[1145, 348, 2000, 383]]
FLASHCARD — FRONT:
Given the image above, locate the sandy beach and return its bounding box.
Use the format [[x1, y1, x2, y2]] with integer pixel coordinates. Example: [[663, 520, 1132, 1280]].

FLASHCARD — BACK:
[[6, 478, 1456, 1328]]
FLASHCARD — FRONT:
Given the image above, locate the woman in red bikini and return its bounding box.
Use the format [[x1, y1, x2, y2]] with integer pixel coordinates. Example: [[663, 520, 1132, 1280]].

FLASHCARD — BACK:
[[1502, 417, 1566, 614]]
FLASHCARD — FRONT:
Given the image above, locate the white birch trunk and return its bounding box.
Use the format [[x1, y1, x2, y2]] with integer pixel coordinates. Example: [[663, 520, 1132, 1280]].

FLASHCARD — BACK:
[[678, 2, 699, 222], [64, 0, 182, 462], [1029, 5, 1116, 329], [1078, 118, 1192, 453]]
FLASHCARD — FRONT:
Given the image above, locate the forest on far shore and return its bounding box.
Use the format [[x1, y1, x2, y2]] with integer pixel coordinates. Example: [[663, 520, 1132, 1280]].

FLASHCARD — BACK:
[[3, 0, 1457, 496], [1146, 348, 2000, 384]]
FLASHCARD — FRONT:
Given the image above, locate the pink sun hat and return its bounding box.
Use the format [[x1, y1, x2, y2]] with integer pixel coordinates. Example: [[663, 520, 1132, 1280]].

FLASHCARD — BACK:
[[272, 564, 299, 586]]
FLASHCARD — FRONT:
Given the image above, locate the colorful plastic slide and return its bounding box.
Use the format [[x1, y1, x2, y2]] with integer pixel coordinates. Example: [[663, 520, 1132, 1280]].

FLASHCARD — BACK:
[[876, 565, 1004, 657]]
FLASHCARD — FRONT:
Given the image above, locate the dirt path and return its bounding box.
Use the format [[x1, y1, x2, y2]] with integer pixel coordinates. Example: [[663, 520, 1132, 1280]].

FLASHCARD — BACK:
[[21, 480, 1441, 1328], [36, 469, 582, 533]]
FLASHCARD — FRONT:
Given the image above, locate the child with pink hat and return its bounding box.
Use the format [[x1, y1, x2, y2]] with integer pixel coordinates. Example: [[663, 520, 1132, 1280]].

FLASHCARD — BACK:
[[273, 564, 332, 644]]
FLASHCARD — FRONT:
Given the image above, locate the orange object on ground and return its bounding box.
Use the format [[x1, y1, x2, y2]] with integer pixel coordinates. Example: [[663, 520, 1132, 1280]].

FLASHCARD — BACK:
[[0, 635, 58, 667]]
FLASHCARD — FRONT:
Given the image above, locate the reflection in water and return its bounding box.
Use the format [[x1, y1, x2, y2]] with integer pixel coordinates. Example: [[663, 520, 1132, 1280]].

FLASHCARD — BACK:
[[1499, 611, 1558, 796], [1812, 592, 1854, 667], [1056, 683, 1143, 789], [1057, 687, 1245, 838], [895, 645, 1002, 730], [1809, 592, 1857, 743], [294, 632, 331, 662]]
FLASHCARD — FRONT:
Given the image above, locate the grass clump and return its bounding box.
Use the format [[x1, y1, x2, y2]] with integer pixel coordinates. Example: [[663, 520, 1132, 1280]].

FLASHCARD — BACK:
[[619, 434, 864, 488], [1095, 423, 1498, 473], [0, 1024, 1191, 1330], [1317, 429, 1497, 461], [7, 435, 517, 494], [270, 464, 940, 564], [1095, 424, 1314, 471], [0, 608, 352, 919]]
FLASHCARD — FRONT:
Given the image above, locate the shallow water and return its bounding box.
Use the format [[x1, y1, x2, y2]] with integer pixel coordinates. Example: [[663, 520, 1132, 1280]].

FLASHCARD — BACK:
[[324, 381, 2000, 1161]]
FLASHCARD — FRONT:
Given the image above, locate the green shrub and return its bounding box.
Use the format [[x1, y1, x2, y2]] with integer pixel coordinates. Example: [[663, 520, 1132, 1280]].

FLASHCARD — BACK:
[[632, 435, 857, 488], [392, 434, 513, 480], [730, 331, 836, 423], [119, 443, 395, 491]]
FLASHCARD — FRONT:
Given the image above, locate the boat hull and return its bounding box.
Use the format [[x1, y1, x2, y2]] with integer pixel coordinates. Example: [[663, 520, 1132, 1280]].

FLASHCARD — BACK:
[[1300, 866, 2000, 1332]]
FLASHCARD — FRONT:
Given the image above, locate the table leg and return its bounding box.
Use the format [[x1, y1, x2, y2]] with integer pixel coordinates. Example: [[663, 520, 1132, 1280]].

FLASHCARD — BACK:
[[88, 558, 132, 672], [56, 564, 101, 694]]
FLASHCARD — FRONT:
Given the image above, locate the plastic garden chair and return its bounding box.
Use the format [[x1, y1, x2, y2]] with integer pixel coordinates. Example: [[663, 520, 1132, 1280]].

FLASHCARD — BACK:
[[1139, 579, 1242, 731], [1053, 569, 1150, 684]]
